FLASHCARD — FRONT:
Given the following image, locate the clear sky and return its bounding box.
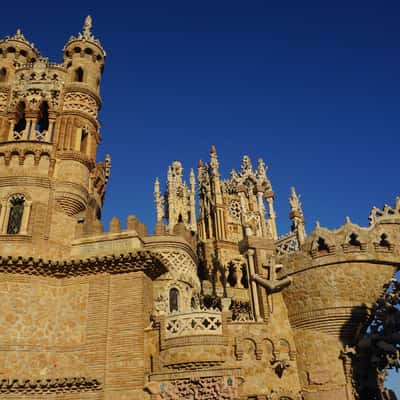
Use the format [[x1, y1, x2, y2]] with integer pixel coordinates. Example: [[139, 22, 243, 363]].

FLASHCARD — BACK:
[[2, 0, 399, 393]]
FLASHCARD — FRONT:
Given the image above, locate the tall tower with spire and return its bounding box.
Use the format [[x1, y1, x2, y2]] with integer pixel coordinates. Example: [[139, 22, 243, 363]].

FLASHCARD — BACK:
[[154, 160, 197, 233], [0, 17, 109, 258]]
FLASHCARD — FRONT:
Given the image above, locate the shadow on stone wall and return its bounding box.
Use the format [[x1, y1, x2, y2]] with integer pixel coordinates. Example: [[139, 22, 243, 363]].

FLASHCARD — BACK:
[[340, 297, 399, 400]]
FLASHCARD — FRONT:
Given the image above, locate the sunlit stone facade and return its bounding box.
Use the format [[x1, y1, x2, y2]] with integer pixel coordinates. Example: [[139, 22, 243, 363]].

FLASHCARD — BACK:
[[0, 18, 397, 400]]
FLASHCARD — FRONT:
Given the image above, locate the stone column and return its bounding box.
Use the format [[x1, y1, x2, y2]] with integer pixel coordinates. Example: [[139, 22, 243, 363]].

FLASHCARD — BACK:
[[20, 200, 32, 235], [247, 249, 262, 322]]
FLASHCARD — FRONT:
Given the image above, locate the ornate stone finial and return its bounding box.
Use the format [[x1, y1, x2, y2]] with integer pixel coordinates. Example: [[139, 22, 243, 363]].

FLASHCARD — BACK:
[[345, 216, 351, 224], [257, 158, 267, 179], [154, 177, 160, 194], [190, 168, 195, 185], [63, 15, 105, 55], [241, 155, 252, 174], [210, 145, 219, 174], [289, 187, 302, 213], [170, 160, 183, 179], [198, 159, 204, 168], [83, 15, 93, 38], [316, 220, 320, 228], [289, 187, 306, 245]]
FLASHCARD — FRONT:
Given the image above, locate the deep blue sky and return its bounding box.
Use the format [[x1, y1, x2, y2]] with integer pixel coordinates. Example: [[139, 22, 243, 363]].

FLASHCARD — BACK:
[[2, 0, 399, 236], [2, 0, 399, 391]]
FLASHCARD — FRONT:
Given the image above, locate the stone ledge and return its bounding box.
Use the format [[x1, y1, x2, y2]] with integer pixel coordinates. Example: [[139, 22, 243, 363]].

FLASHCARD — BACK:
[[0, 250, 167, 279], [0, 377, 102, 395]]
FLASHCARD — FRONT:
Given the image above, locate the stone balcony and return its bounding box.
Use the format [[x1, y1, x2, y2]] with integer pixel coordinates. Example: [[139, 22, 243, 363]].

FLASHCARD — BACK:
[[157, 310, 229, 367], [165, 311, 223, 339]]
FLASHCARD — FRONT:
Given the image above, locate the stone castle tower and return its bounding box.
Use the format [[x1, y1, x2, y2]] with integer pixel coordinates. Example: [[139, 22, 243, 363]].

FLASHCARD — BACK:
[[0, 19, 398, 400], [0, 16, 109, 259]]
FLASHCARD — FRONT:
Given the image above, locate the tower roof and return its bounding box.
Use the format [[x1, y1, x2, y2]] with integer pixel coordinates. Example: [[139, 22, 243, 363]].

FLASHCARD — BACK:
[[64, 16, 106, 57], [0, 29, 40, 56]]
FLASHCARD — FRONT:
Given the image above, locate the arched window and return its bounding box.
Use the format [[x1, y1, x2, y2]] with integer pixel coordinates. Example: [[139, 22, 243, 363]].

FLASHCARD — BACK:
[[74, 67, 84, 82], [14, 102, 27, 134], [35, 102, 49, 134], [7, 195, 25, 234], [0, 68, 7, 83], [169, 288, 179, 313]]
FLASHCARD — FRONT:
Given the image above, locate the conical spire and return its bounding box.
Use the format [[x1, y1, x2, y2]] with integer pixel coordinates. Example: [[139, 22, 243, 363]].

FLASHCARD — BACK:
[[289, 187, 306, 245], [83, 15, 93, 38]]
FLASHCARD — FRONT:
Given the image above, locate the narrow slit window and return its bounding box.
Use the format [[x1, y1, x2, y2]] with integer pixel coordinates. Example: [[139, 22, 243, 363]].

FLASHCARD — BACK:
[[74, 67, 84, 82], [14, 102, 27, 134], [0, 68, 7, 83], [36, 102, 49, 133], [80, 128, 89, 153], [169, 288, 179, 313]]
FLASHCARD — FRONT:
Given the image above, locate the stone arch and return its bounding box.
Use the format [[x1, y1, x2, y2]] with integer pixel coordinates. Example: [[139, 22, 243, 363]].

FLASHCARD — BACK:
[[242, 337, 257, 360], [74, 66, 84, 83], [169, 287, 180, 313], [311, 235, 334, 256], [261, 337, 276, 357], [1, 192, 32, 235]]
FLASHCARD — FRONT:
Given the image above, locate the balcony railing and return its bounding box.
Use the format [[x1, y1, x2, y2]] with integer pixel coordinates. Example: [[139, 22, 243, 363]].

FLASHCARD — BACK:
[[165, 311, 222, 339]]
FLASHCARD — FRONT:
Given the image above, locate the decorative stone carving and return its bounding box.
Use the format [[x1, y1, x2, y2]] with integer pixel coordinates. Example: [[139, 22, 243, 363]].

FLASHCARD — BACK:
[[0, 377, 102, 394], [252, 271, 292, 294], [0, 251, 167, 279], [156, 250, 199, 289], [156, 376, 237, 399], [0, 91, 9, 113], [63, 91, 98, 117], [155, 161, 197, 233], [165, 310, 223, 338]]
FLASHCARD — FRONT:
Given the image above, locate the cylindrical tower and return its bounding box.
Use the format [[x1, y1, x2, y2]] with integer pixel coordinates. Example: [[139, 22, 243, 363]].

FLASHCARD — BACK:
[[0, 17, 109, 258], [281, 217, 399, 400]]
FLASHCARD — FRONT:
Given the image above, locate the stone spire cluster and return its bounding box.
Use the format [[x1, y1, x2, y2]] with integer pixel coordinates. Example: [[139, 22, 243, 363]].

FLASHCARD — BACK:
[[154, 160, 196, 233]]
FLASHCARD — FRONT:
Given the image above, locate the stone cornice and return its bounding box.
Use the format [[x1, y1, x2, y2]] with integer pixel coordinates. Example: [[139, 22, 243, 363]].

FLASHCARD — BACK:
[[0, 250, 167, 280], [0, 377, 102, 395], [56, 150, 95, 170]]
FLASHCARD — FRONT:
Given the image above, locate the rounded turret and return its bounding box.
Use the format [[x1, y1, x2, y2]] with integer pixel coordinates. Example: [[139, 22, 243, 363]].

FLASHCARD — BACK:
[[0, 29, 40, 82], [280, 214, 400, 400], [63, 16, 105, 96]]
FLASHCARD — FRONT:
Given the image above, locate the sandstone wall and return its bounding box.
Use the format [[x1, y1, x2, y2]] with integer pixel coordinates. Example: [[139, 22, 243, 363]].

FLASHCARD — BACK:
[[0, 270, 153, 400]]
